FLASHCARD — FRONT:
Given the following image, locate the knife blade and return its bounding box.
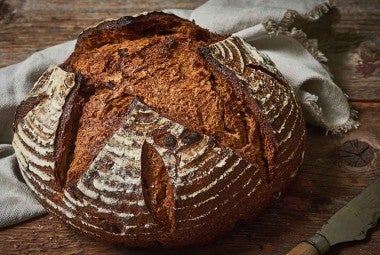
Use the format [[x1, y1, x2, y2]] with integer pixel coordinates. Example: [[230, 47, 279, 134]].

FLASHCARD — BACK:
[[287, 178, 380, 255]]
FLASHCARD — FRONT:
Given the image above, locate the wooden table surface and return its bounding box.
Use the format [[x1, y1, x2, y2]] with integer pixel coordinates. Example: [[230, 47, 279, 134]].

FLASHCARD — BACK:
[[0, 0, 379, 254]]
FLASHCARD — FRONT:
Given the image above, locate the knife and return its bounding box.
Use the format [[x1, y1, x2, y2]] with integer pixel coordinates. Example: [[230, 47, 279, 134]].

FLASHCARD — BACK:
[[286, 178, 380, 255]]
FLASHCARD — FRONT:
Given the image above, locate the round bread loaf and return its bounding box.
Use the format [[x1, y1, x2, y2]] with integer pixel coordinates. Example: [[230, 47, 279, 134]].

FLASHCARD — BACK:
[[12, 12, 306, 247]]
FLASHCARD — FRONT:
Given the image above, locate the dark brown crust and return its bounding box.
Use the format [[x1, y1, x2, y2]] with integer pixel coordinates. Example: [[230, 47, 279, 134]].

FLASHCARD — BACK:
[[140, 141, 175, 234], [69, 12, 223, 59], [78, 12, 176, 44], [250, 64, 288, 88], [54, 74, 84, 187], [13, 12, 306, 248], [13, 94, 47, 131], [198, 47, 277, 181]]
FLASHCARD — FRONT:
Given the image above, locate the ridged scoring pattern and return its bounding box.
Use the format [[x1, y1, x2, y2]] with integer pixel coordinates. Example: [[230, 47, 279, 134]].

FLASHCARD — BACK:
[[13, 66, 76, 216], [208, 37, 306, 178], [12, 66, 264, 244], [12, 66, 76, 182], [12, 32, 305, 246], [69, 98, 262, 240]]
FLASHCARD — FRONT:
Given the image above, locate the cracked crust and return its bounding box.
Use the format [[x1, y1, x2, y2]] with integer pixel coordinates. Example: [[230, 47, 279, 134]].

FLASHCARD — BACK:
[[13, 12, 306, 247]]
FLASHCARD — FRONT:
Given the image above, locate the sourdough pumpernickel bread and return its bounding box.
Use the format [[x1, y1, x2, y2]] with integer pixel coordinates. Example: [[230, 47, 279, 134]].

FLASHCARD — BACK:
[[12, 12, 306, 247]]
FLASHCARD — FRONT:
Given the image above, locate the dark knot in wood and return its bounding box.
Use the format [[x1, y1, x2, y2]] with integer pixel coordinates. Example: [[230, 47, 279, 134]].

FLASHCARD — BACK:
[[334, 139, 375, 167], [355, 38, 380, 77]]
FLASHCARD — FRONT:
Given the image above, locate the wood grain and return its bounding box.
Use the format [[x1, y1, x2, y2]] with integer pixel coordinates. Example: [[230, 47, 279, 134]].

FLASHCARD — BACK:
[[286, 242, 319, 255], [0, 0, 379, 255], [323, 0, 380, 102]]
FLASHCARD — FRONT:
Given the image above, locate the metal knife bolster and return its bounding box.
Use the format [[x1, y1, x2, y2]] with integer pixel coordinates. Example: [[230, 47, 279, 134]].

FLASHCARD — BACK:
[[306, 233, 331, 255]]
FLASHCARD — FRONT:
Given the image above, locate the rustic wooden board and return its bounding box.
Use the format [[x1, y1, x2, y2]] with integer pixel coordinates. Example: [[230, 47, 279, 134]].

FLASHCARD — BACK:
[[0, 0, 379, 254]]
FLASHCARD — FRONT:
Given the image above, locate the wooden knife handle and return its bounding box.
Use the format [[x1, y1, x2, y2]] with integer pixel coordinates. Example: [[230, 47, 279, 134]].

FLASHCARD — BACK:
[[286, 242, 320, 255]]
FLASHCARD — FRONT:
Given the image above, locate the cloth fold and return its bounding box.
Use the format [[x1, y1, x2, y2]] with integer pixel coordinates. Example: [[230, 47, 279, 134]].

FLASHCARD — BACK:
[[0, 0, 358, 228], [0, 145, 46, 227]]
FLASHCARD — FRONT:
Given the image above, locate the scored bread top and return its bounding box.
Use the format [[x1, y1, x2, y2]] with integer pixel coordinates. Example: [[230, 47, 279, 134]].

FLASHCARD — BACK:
[[60, 12, 267, 186], [13, 12, 305, 247]]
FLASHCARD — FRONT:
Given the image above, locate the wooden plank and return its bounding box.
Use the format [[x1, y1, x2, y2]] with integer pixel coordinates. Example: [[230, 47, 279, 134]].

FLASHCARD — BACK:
[[0, 0, 379, 254], [320, 0, 380, 102]]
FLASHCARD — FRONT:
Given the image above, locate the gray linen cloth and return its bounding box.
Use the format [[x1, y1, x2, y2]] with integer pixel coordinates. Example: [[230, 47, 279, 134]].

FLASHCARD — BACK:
[[0, 0, 358, 228]]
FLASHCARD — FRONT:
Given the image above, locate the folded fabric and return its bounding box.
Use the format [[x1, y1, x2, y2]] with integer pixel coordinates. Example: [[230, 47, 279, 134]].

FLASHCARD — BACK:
[[0, 0, 358, 228], [0, 144, 45, 227]]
